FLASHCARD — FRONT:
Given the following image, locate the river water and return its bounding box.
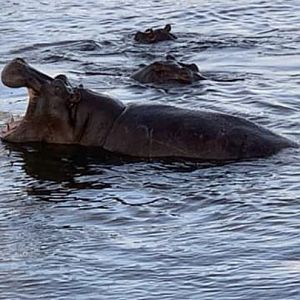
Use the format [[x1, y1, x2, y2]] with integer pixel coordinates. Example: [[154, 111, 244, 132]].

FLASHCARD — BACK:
[[0, 1, 300, 299]]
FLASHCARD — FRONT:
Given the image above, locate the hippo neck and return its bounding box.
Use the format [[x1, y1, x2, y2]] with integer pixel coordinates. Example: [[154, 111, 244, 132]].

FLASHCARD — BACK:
[[74, 88, 126, 147]]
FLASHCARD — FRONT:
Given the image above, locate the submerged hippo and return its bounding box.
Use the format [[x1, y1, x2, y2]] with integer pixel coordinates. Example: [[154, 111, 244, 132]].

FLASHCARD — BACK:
[[1, 58, 296, 161], [134, 24, 177, 44], [132, 55, 205, 84]]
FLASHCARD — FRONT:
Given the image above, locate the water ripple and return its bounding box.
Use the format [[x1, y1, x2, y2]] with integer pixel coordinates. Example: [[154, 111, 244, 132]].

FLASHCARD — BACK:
[[1, 0, 300, 299]]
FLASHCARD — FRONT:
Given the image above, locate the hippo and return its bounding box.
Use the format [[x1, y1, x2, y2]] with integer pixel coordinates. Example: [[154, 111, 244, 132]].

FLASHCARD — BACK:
[[132, 55, 206, 84], [1, 58, 296, 161], [134, 24, 177, 44]]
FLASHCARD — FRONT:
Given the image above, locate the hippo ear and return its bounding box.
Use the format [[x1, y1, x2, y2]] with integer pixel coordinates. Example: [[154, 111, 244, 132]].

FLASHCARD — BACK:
[[188, 63, 199, 72], [166, 54, 176, 61], [164, 24, 171, 32], [145, 28, 153, 33], [55, 74, 69, 84]]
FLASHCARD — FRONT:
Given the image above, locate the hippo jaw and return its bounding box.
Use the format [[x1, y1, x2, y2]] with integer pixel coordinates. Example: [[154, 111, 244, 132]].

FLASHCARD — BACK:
[[1, 59, 77, 144]]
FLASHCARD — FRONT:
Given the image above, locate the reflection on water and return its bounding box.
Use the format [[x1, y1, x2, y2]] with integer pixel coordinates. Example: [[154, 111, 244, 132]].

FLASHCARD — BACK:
[[0, 0, 300, 299]]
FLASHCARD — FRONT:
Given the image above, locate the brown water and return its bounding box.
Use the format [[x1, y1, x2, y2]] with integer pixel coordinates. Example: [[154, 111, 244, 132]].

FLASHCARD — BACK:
[[0, 1, 300, 299]]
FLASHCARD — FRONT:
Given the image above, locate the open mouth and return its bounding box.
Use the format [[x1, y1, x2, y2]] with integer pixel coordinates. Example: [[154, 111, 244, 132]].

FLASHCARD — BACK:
[[1, 58, 53, 139], [1, 88, 36, 139]]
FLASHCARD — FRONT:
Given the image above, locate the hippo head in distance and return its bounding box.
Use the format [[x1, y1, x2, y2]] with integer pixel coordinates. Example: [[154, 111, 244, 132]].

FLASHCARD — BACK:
[[134, 24, 177, 44], [1, 58, 125, 145], [131, 55, 206, 84]]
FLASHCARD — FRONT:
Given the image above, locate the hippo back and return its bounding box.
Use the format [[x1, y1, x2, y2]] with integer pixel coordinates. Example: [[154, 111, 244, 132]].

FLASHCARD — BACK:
[[103, 104, 294, 160]]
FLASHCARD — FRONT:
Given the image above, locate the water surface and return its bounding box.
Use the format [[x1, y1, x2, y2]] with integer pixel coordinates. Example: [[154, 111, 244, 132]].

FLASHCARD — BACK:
[[0, 1, 300, 299]]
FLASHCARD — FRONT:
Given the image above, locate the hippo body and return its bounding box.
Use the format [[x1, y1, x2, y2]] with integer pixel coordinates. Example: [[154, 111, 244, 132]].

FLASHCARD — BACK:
[[1, 58, 296, 161], [104, 104, 293, 160]]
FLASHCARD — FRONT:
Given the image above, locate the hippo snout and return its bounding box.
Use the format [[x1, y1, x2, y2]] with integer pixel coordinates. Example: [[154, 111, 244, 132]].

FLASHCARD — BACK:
[[1, 58, 29, 88], [1, 58, 53, 92]]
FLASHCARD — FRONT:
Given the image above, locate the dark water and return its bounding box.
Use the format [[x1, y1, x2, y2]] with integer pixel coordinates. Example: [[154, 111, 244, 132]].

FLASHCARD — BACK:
[[1, 1, 300, 299]]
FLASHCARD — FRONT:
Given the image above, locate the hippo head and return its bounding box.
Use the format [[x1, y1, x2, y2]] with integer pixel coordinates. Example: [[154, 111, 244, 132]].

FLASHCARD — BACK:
[[131, 55, 205, 84], [1, 58, 81, 144], [134, 24, 177, 44]]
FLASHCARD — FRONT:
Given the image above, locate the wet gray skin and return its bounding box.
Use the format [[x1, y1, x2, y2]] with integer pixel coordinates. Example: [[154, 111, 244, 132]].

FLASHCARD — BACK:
[[1, 58, 297, 161], [1, 58, 125, 146], [131, 55, 206, 84], [134, 24, 177, 44]]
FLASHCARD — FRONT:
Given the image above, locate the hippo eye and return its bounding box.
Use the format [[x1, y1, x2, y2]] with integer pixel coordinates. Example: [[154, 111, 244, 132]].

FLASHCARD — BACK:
[[52, 79, 66, 95], [54, 85, 62, 94], [153, 62, 164, 70], [146, 29, 155, 38]]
